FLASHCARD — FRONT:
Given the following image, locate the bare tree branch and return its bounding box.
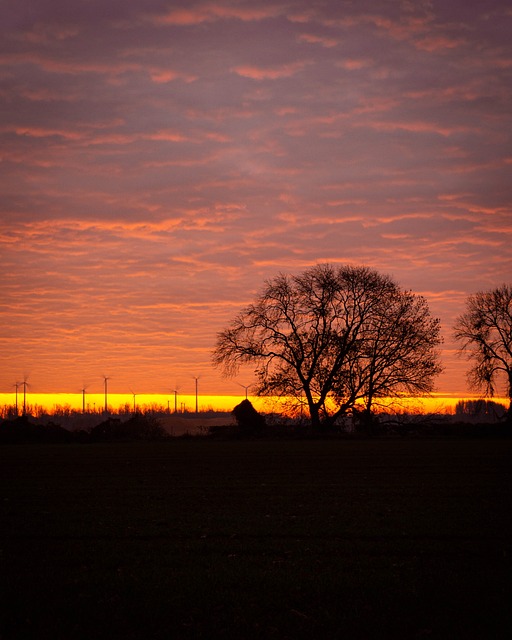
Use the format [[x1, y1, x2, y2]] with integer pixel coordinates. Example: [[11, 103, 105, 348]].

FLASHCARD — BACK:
[[212, 264, 443, 429], [454, 284, 512, 411]]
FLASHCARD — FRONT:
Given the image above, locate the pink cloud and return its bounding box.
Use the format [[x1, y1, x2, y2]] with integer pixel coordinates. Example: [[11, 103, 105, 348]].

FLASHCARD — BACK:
[[6, 125, 86, 141], [297, 33, 338, 48], [357, 119, 474, 137], [151, 2, 283, 26], [207, 3, 283, 21], [322, 10, 466, 55], [287, 10, 315, 24], [335, 58, 370, 70], [149, 68, 196, 84], [4, 124, 229, 149], [17, 22, 80, 44], [7, 215, 243, 250], [477, 219, 512, 235], [404, 81, 489, 104], [308, 215, 365, 226], [274, 106, 298, 116], [415, 35, 467, 52], [142, 156, 218, 169], [492, 57, 512, 69], [380, 233, 412, 240], [0, 51, 193, 85], [364, 13, 434, 41], [83, 132, 139, 145], [325, 199, 367, 207], [0, 51, 142, 76], [231, 61, 309, 80], [146, 130, 191, 143]]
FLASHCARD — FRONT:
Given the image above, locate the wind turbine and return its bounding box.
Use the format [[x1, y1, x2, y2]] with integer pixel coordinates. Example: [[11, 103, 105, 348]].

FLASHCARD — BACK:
[[20, 375, 29, 416], [192, 375, 200, 415], [171, 386, 180, 414], [13, 381, 20, 416], [80, 384, 89, 414], [102, 375, 110, 414], [129, 388, 138, 414], [238, 382, 253, 400]]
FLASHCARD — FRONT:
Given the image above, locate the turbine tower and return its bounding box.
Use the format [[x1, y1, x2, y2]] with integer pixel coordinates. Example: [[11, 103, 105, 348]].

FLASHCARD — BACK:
[[172, 386, 180, 414], [13, 381, 20, 416], [130, 388, 138, 414], [20, 376, 29, 416], [81, 386, 88, 414], [13, 381, 19, 416], [193, 375, 200, 415], [102, 375, 110, 414]]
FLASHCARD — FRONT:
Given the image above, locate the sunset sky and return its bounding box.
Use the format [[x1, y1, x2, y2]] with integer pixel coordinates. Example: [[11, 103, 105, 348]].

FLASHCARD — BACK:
[[1, 0, 511, 401]]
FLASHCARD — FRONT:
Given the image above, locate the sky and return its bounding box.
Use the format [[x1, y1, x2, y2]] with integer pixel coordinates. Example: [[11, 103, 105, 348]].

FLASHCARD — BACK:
[[1, 0, 511, 401]]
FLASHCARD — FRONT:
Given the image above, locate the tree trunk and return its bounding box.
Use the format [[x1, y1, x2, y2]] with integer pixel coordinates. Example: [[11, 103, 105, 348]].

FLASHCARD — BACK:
[[308, 402, 322, 430], [507, 370, 512, 423]]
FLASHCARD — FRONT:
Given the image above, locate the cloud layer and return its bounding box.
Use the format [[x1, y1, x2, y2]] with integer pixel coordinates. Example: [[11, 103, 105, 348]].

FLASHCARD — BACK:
[[1, 0, 511, 397]]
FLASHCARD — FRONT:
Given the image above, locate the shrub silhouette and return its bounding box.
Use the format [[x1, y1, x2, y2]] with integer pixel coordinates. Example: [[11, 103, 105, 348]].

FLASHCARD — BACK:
[[89, 414, 167, 442], [232, 399, 266, 433], [0, 416, 74, 443]]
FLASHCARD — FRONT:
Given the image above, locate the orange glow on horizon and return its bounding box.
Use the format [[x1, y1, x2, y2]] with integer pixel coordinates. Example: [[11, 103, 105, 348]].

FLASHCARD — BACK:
[[0, 393, 508, 416]]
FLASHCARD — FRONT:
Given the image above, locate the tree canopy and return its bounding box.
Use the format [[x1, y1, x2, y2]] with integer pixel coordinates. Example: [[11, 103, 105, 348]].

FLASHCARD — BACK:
[[454, 284, 512, 415], [213, 264, 443, 429]]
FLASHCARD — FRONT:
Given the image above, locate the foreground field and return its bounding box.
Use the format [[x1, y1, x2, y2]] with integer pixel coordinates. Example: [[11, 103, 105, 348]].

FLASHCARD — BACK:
[[1, 439, 512, 639]]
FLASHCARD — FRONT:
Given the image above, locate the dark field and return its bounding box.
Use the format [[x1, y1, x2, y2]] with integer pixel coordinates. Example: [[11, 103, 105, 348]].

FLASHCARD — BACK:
[[1, 439, 512, 639]]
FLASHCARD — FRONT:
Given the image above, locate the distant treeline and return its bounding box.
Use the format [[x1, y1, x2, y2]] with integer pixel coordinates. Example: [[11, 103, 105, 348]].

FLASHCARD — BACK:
[[0, 403, 212, 420], [454, 399, 506, 419], [1, 409, 511, 444], [0, 414, 168, 444]]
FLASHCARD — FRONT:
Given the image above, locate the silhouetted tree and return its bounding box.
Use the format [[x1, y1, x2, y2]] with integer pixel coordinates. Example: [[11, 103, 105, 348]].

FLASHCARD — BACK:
[[232, 399, 266, 433], [454, 284, 512, 417], [213, 264, 442, 429], [348, 283, 443, 425], [455, 399, 506, 421]]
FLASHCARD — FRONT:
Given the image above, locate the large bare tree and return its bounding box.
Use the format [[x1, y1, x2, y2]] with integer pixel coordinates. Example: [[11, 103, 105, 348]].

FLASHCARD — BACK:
[[213, 264, 443, 429], [454, 284, 512, 416]]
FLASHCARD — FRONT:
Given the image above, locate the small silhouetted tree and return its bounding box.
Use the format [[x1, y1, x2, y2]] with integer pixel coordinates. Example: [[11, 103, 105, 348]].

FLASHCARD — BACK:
[[213, 264, 443, 429], [454, 284, 512, 418], [232, 399, 266, 432]]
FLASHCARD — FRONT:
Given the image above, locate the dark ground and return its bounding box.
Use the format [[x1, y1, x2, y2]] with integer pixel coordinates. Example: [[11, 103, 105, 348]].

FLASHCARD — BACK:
[[1, 438, 511, 639]]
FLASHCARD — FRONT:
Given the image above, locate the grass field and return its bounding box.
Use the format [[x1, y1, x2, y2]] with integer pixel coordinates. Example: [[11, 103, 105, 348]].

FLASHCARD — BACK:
[[1, 438, 512, 639]]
